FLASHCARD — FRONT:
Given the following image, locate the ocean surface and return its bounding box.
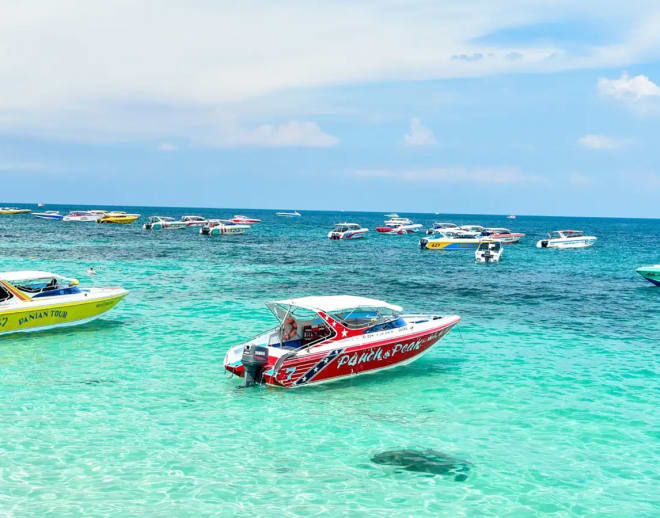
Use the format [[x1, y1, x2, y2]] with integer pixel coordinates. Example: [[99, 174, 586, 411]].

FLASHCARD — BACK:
[[1, 205, 658, 517]]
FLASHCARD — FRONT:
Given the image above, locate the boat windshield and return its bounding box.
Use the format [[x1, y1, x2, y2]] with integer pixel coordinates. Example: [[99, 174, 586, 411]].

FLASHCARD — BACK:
[[0, 283, 13, 303], [554, 230, 583, 238], [329, 306, 402, 330], [10, 276, 80, 298]]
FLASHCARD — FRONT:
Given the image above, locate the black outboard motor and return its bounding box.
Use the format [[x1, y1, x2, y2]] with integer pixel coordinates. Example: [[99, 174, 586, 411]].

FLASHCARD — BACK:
[[241, 344, 269, 387], [419, 238, 428, 249]]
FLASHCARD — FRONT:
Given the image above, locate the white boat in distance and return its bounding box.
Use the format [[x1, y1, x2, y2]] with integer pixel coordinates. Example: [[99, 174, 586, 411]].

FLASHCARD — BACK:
[[62, 210, 106, 222], [328, 223, 369, 240], [33, 211, 63, 220], [276, 211, 301, 217], [536, 230, 597, 249]]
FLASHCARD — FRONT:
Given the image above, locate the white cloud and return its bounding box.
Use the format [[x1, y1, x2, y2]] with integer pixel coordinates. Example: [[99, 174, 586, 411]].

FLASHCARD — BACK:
[[403, 118, 437, 147], [220, 121, 338, 148], [578, 134, 627, 150], [354, 166, 542, 184], [569, 173, 590, 185], [158, 142, 178, 152], [0, 2, 659, 143], [598, 72, 660, 101]]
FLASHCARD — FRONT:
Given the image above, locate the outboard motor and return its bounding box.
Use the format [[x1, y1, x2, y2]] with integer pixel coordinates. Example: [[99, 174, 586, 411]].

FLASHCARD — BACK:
[[241, 344, 269, 387], [419, 238, 428, 249]]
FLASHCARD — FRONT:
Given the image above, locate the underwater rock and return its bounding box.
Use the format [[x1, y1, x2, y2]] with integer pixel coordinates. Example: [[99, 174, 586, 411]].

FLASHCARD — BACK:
[[371, 449, 471, 481]]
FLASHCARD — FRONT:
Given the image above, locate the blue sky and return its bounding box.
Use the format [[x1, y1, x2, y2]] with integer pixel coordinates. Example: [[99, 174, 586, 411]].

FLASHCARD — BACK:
[[1, 1, 660, 217]]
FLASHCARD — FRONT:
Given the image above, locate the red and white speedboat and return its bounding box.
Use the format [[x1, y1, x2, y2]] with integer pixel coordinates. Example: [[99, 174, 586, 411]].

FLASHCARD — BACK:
[[224, 296, 460, 388], [230, 215, 261, 224], [328, 223, 369, 240], [482, 227, 525, 244], [376, 215, 422, 234], [181, 215, 208, 227]]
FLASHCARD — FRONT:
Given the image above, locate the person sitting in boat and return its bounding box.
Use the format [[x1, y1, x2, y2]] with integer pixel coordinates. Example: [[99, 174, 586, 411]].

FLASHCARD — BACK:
[[282, 317, 299, 341]]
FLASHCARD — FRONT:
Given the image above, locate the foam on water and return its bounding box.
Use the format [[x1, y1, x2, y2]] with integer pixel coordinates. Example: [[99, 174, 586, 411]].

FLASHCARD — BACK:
[[1, 206, 659, 517]]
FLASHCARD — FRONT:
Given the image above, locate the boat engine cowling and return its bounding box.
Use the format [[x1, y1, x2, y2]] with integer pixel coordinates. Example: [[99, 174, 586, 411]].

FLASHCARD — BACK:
[[241, 344, 269, 387]]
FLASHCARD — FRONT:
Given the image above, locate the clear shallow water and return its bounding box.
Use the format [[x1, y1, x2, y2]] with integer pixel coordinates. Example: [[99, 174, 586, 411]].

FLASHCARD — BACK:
[[1, 205, 658, 517]]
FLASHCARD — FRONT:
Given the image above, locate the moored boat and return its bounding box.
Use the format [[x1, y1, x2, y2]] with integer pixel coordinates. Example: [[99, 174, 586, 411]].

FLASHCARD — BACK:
[[0, 271, 128, 336], [33, 211, 64, 220], [481, 227, 525, 244], [97, 211, 140, 224], [224, 296, 460, 388], [419, 232, 482, 250], [200, 220, 250, 236], [426, 222, 458, 235], [62, 210, 106, 222], [181, 215, 208, 227], [636, 265, 660, 286], [276, 211, 301, 217], [536, 230, 596, 249], [143, 216, 186, 230], [475, 240, 503, 263], [231, 215, 261, 224], [376, 215, 422, 234], [328, 223, 369, 240], [0, 207, 31, 215]]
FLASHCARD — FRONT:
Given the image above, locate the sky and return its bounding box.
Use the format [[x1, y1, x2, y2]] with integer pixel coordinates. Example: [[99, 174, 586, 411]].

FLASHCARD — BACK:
[[1, 0, 660, 217]]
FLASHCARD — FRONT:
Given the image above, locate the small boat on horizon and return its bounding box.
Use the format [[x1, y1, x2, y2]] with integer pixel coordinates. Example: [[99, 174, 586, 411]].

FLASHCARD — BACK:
[[143, 216, 186, 230], [636, 265, 660, 286], [536, 230, 596, 249], [276, 211, 301, 217], [33, 211, 63, 220], [224, 295, 460, 388], [328, 222, 369, 240], [0, 270, 128, 336], [507, 215, 516, 219]]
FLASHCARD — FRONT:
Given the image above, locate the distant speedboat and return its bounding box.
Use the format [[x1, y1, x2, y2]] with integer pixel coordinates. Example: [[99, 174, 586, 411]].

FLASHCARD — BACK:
[[97, 211, 140, 224], [143, 216, 186, 230], [0, 207, 31, 215], [37, 203, 45, 207], [481, 227, 525, 244], [536, 230, 596, 249], [376, 215, 422, 234], [475, 241, 503, 263], [276, 211, 301, 217], [223, 295, 460, 388], [33, 211, 63, 220], [181, 215, 208, 227], [62, 210, 106, 222], [426, 222, 458, 235], [328, 222, 369, 240], [200, 220, 250, 236], [231, 215, 262, 224], [507, 215, 516, 219], [0, 270, 128, 336], [636, 265, 660, 286]]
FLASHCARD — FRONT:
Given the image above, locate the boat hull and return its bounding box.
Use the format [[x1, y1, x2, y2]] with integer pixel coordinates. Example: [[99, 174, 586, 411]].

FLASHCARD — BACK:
[[0, 209, 31, 215], [0, 290, 128, 336], [226, 317, 459, 388], [636, 266, 660, 286], [536, 237, 596, 249], [33, 213, 63, 220], [420, 238, 481, 250], [328, 230, 368, 240]]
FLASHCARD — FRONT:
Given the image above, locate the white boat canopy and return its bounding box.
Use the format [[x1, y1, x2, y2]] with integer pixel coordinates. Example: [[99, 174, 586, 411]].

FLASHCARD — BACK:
[[0, 271, 68, 282], [267, 295, 403, 314]]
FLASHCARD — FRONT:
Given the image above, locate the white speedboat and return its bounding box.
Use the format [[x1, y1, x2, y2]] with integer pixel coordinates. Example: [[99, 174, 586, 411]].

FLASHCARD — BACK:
[[328, 223, 369, 240], [475, 241, 503, 263], [0, 271, 128, 336], [426, 222, 458, 235], [276, 211, 301, 217], [62, 210, 106, 222], [33, 211, 63, 220], [459, 225, 485, 234], [200, 220, 250, 236], [181, 215, 208, 227], [224, 295, 460, 388], [507, 215, 516, 219], [231, 215, 262, 224], [376, 215, 422, 234], [536, 230, 597, 249], [482, 228, 525, 244], [143, 216, 186, 230]]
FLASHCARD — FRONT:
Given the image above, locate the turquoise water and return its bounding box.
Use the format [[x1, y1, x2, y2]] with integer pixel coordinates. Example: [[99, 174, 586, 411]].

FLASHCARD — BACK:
[[1, 206, 658, 517]]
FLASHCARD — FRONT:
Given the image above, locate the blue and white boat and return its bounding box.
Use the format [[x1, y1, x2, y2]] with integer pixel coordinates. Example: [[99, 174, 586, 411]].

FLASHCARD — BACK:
[[536, 230, 597, 249], [32, 211, 63, 220], [636, 265, 660, 286]]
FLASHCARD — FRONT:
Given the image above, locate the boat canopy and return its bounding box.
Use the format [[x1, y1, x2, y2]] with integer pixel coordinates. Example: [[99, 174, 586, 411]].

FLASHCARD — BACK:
[[553, 230, 584, 237], [333, 223, 361, 230], [267, 296, 403, 315], [0, 271, 75, 283]]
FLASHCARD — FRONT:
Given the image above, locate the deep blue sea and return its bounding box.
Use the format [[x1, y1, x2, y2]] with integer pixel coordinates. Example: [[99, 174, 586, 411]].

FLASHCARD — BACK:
[[1, 204, 658, 517]]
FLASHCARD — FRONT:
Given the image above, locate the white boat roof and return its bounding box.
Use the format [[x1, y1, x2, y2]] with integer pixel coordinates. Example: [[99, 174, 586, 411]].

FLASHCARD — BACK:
[[268, 295, 403, 313], [0, 270, 63, 281]]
